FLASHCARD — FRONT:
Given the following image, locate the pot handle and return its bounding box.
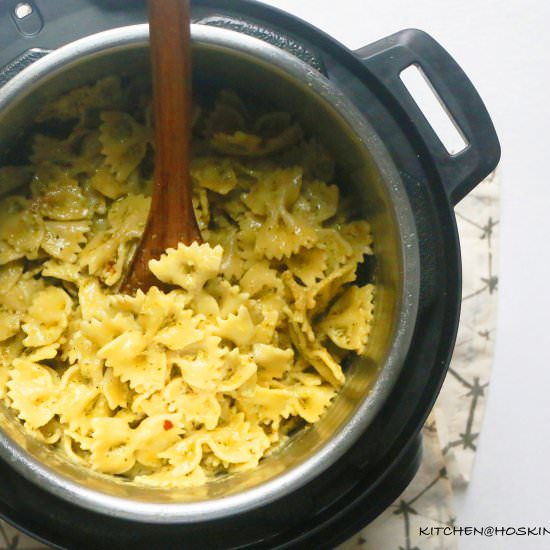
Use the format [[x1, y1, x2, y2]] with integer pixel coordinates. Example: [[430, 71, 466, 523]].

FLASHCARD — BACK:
[[355, 29, 500, 205]]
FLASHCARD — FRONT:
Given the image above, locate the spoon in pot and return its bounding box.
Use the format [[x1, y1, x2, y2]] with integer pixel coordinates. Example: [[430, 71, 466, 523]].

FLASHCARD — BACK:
[[122, 0, 201, 294]]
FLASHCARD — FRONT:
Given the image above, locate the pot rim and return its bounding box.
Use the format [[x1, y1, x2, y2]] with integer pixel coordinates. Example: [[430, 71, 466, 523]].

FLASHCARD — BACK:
[[0, 23, 420, 523]]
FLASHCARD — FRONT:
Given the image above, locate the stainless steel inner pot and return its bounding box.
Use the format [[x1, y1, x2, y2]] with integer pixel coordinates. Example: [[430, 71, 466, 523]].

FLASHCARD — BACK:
[[0, 24, 419, 523]]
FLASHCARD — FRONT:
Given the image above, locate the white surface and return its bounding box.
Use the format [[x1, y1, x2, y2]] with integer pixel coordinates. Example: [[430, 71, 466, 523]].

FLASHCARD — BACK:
[[261, 1, 550, 548]]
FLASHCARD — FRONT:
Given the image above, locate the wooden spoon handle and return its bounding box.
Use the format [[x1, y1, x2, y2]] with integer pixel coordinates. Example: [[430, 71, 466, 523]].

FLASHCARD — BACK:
[[123, 0, 201, 294]]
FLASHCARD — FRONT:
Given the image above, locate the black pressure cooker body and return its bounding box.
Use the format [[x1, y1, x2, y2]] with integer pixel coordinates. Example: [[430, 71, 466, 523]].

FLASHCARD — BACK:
[[0, 1, 500, 548]]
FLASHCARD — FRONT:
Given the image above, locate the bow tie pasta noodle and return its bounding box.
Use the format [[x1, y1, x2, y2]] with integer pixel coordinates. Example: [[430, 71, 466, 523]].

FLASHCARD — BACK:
[[0, 79, 374, 487]]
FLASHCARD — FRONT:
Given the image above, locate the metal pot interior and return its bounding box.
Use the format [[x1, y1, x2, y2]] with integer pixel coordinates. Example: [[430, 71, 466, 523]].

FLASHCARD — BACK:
[[0, 25, 419, 522]]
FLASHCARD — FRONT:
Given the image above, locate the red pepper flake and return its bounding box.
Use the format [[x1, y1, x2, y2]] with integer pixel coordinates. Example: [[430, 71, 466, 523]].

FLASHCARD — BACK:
[[163, 420, 174, 431]]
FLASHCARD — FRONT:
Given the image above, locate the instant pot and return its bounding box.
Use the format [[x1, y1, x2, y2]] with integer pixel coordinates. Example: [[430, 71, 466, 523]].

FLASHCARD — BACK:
[[0, 1, 500, 548]]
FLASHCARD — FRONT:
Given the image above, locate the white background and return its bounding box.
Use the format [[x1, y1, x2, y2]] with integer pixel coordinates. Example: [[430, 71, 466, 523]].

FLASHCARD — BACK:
[[262, 1, 550, 549]]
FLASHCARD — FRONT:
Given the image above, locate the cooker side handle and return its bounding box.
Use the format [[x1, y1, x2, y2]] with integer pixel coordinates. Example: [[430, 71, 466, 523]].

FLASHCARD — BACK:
[[355, 29, 500, 205]]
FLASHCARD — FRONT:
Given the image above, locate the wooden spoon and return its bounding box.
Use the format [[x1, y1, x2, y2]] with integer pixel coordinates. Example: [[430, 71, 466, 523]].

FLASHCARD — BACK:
[[122, 0, 201, 294]]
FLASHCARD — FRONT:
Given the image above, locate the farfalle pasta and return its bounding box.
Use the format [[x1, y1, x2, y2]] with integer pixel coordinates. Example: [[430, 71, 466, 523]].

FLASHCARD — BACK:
[[0, 79, 375, 487]]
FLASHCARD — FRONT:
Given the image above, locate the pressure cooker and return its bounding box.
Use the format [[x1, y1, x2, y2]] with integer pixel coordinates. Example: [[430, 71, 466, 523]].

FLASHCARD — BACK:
[[0, 1, 500, 548]]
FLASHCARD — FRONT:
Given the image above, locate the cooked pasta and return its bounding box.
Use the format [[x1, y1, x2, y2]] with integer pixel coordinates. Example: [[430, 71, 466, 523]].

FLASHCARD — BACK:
[[0, 79, 374, 487]]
